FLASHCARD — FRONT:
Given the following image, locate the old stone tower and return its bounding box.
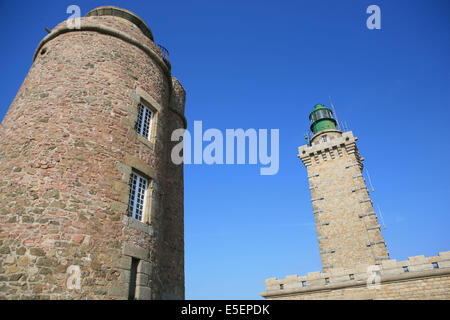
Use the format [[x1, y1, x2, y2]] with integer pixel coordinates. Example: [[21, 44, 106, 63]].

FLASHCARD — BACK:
[[262, 104, 450, 299], [299, 104, 389, 270], [0, 6, 186, 299]]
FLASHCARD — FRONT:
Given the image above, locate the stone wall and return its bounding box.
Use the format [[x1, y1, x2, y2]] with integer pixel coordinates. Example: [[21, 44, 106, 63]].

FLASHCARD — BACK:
[[0, 6, 185, 300], [262, 252, 450, 299]]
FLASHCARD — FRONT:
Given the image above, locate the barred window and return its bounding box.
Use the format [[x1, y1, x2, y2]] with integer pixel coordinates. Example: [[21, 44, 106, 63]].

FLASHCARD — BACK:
[[128, 172, 149, 222], [135, 103, 154, 140]]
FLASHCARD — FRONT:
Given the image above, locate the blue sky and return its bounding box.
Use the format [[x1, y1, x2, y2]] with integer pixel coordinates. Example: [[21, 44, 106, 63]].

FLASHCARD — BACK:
[[0, 0, 449, 299]]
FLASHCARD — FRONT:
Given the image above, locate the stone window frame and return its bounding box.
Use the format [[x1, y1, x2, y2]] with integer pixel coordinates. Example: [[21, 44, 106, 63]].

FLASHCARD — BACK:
[[118, 153, 158, 234], [127, 170, 150, 223], [112, 243, 152, 300], [129, 87, 162, 149], [128, 257, 140, 300], [135, 103, 155, 141], [126, 167, 155, 227]]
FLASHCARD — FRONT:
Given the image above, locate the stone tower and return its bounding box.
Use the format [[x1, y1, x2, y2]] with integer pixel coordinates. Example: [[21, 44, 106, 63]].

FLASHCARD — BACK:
[[298, 104, 389, 271], [0, 6, 186, 299], [262, 104, 450, 300]]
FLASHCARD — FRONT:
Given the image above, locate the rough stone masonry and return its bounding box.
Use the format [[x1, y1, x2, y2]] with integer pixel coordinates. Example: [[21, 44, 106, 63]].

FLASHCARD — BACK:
[[0, 6, 186, 300]]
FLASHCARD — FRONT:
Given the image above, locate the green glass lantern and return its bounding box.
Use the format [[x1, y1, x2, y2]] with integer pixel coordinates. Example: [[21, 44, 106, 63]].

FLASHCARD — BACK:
[[309, 104, 337, 134]]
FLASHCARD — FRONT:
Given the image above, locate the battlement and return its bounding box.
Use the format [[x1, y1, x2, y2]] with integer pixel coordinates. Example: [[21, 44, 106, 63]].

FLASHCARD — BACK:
[[262, 251, 450, 298], [298, 131, 363, 168]]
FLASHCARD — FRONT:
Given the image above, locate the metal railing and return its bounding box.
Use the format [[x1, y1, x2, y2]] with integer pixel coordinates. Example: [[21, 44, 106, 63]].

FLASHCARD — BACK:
[[157, 44, 169, 60]]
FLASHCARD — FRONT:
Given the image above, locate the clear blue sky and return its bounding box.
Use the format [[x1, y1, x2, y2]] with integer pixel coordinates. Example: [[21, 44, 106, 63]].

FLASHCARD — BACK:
[[0, 0, 449, 300]]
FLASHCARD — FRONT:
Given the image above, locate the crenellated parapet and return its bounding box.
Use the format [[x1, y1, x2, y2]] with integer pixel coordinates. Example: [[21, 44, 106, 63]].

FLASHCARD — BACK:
[[298, 130, 363, 169], [262, 252, 450, 299]]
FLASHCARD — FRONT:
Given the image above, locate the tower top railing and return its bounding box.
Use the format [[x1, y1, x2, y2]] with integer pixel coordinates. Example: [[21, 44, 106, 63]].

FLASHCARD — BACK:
[[157, 44, 169, 60]]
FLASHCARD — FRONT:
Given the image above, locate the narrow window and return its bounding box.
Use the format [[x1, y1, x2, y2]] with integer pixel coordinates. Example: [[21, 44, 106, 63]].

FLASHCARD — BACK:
[[301, 281, 306, 287], [322, 135, 328, 142], [128, 258, 139, 300], [128, 172, 149, 222], [135, 103, 154, 140], [279, 284, 284, 290], [432, 262, 439, 269], [325, 278, 330, 284], [349, 274, 355, 280]]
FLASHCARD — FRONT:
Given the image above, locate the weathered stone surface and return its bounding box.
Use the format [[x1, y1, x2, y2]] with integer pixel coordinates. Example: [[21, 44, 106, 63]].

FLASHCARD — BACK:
[[5, 267, 20, 275], [4, 256, 15, 265], [136, 286, 151, 300], [122, 243, 149, 261], [18, 257, 30, 267], [30, 248, 46, 257], [137, 261, 152, 276], [113, 255, 132, 270]]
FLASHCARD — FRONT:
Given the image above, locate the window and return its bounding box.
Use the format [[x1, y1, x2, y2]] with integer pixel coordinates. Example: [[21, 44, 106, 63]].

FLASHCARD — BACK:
[[128, 258, 139, 300], [128, 172, 149, 222], [301, 281, 307, 287], [432, 262, 439, 269], [311, 109, 333, 122], [403, 266, 409, 272], [322, 135, 328, 142], [135, 103, 154, 140]]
